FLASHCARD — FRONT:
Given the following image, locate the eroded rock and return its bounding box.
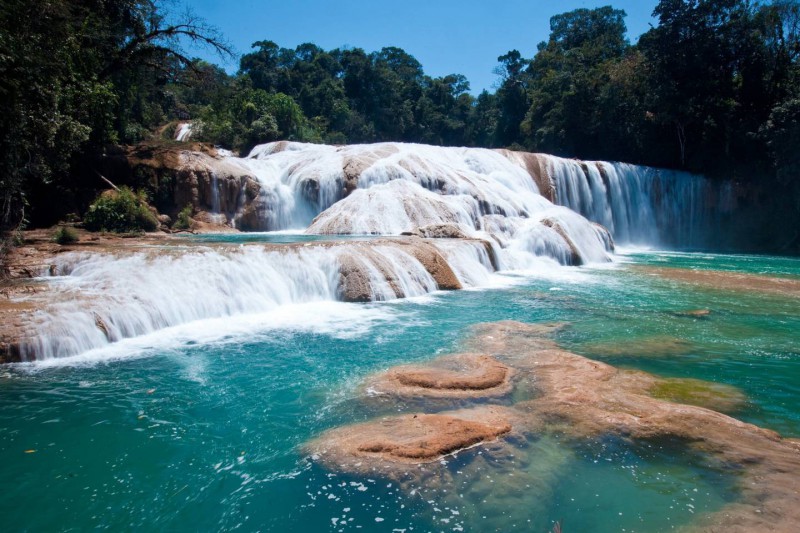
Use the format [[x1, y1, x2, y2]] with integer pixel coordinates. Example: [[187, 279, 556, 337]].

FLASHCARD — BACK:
[[308, 407, 513, 468], [366, 353, 513, 399], [577, 335, 695, 358], [639, 266, 800, 299], [310, 320, 800, 532]]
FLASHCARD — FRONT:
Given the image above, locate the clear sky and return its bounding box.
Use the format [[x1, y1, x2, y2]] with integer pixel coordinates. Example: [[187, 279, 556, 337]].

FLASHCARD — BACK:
[[186, 0, 658, 93]]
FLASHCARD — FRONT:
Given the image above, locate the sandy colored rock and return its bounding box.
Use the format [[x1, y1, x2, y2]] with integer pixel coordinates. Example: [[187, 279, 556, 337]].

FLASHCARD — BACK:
[[308, 407, 513, 467], [341, 143, 400, 195], [367, 353, 513, 399], [401, 240, 462, 291], [672, 308, 712, 318], [337, 252, 375, 302], [639, 265, 800, 299], [648, 377, 747, 414], [337, 239, 463, 302], [414, 223, 470, 239], [540, 217, 583, 265], [496, 149, 556, 202], [465, 321, 800, 533]]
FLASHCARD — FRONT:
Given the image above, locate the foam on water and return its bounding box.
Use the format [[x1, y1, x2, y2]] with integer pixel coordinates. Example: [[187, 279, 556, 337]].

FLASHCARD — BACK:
[[21, 241, 496, 361], [24, 301, 398, 369]]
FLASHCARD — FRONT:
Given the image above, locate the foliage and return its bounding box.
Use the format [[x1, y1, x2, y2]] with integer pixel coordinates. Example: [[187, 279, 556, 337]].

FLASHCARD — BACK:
[[0, 0, 231, 233], [1, 0, 799, 242], [84, 187, 159, 233], [173, 205, 194, 230], [236, 42, 478, 146], [53, 226, 79, 245]]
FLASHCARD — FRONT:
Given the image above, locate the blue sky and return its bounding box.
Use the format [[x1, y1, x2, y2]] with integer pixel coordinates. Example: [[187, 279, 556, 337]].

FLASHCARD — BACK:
[[185, 0, 658, 93]]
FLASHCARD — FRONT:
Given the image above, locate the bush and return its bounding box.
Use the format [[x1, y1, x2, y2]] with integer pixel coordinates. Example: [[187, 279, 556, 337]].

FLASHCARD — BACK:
[[84, 187, 159, 233], [53, 226, 79, 244], [173, 205, 193, 230]]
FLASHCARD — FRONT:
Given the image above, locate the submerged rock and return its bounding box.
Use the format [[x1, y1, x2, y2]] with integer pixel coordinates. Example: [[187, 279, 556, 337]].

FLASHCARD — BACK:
[[648, 377, 747, 414], [639, 266, 800, 299], [466, 321, 800, 533], [366, 353, 514, 399], [672, 308, 712, 318], [308, 407, 513, 468], [577, 335, 695, 358]]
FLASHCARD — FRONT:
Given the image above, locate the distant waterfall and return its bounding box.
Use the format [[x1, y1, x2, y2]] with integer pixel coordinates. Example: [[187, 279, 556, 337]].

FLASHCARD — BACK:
[[544, 156, 734, 248]]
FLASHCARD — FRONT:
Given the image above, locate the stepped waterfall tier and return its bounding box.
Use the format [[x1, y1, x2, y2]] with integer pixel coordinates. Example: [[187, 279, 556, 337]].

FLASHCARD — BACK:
[[167, 141, 732, 248]]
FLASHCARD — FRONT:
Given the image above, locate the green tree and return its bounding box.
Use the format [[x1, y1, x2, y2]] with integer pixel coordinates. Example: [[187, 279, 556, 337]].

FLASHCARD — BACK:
[[493, 50, 530, 147], [0, 0, 231, 234], [521, 6, 629, 157]]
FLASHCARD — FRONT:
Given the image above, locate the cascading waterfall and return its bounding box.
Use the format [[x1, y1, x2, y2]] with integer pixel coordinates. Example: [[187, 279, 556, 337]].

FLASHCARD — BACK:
[[12, 141, 730, 361], [175, 122, 193, 142], [17, 239, 496, 360], [543, 156, 734, 247], [209, 141, 728, 250]]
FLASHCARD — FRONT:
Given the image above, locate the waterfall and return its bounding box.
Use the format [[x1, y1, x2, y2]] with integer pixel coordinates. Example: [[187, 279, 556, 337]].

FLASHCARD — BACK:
[[543, 156, 733, 248], [17, 239, 499, 361], [12, 141, 731, 362], [175, 122, 193, 142], [211, 142, 725, 249]]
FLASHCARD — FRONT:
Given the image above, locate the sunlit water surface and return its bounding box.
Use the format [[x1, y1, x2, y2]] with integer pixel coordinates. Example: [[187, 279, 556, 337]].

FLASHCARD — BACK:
[[1, 250, 798, 532]]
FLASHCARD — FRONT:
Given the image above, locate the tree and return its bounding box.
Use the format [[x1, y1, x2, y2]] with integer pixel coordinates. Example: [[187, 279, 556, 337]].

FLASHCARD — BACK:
[[0, 0, 232, 234], [494, 50, 531, 146], [520, 6, 629, 157]]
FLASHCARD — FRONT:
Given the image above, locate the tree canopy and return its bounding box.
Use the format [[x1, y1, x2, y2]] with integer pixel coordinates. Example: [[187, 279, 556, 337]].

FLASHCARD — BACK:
[[1, 0, 799, 239]]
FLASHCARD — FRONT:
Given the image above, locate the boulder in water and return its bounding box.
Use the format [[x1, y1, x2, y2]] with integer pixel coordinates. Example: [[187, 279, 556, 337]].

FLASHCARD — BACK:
[[308, 407, 513, 467], [366, 353, 514, 399]]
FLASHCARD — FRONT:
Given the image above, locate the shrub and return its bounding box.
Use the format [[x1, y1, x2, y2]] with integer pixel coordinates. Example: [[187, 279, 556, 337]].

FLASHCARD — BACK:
[[84, 187, 159, 233], [53, 226, 79, 244], [173, 204, 194, 230]]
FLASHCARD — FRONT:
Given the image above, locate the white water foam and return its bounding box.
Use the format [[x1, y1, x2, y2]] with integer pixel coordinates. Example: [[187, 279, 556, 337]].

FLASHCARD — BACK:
[[23, 301, 397, 369]]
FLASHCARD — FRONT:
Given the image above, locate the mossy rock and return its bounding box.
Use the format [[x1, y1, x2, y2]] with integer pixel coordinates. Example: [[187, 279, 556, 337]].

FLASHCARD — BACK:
[[649, 377, 747, 414]]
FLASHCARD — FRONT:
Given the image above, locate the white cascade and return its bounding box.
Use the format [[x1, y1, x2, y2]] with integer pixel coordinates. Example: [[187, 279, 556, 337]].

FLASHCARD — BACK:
[[19, 239, 500, 361], [543, 156, 734, 247]]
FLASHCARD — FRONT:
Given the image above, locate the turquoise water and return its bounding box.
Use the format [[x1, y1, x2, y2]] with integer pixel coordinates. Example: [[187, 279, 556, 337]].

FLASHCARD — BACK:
[[1, 251, 798, 531]]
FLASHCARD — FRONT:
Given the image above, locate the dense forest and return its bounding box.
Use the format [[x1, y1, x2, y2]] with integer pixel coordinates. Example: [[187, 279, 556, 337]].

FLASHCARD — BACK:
[[1, 0, 799, 244]]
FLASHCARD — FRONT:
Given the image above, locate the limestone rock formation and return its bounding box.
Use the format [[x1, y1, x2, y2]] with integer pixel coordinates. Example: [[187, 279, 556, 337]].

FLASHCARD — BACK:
[[337, 239, 463, 302], [366, 353, 514, 399], [495, 149, 555, 201], [308, 407, 513, 467], [308, 319, 800, 532]]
